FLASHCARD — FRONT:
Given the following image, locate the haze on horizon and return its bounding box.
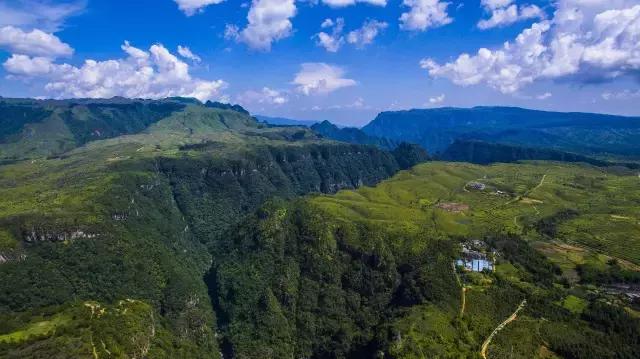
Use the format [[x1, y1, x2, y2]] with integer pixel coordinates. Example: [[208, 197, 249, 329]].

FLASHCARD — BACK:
[[0, 0, 639, 126]]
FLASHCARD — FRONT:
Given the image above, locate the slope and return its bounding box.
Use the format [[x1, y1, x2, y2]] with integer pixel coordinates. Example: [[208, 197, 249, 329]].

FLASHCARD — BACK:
[[0, 100, 427, 358]]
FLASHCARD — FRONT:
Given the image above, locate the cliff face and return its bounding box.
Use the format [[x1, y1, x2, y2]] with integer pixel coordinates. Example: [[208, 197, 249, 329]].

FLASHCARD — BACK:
[[158, 143, 404, 245], [0, 139, 423, 357]]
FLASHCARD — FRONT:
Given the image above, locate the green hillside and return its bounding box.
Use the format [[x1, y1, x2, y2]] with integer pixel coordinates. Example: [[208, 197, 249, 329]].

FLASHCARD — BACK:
[[0, 99, 430, 358], [311, 120, 397, 150], [1, 98, 639, 358], [205, 161, 640, 358]]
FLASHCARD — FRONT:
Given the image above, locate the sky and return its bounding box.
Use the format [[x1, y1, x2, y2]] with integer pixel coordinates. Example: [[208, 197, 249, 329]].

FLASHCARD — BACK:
[[0, 0, 639, 127]]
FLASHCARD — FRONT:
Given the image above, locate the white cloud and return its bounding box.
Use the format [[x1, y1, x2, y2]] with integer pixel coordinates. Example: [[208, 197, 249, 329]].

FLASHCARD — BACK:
[[3, 54, 56, 76], [316, 32, 344, 53], [346, 20, 388, 48], [293, 63, 357, 95], [321, 0, 387, 8], [239, 87, 288, 105], [321, 19, 335, 28], [399, 0, 453, 32], [428, 94, 445, 104], [174, 0, 225, 16], [536, 92, 552, 100], [3, 42, 227, 102], [0, 26, 73, 58], [315, 18, 386, 52], [478, 0, 544, 30], [422, 1, 640, 94], [0, 0, 85, 32], [177, 45, 202, 62], [228, 0, 297, 51], [481, 0, 513, 11], [315, 18, 345, 52]]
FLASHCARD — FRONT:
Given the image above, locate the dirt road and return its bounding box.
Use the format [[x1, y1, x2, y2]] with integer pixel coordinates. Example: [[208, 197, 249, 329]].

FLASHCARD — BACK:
[[480, 299, 527, 359]]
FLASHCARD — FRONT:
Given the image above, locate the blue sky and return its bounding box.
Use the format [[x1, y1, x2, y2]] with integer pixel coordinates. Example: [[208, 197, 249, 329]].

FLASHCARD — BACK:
[[1, 0, 639, 126]]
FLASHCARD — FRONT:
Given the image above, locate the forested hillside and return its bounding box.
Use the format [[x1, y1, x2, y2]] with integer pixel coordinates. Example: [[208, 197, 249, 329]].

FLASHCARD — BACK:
[[362, 107, 640, 158], [440, 140, 639, 168], [0, 98, 427, 358], [311, 120, 397, 150], [205, 162, 640, 358]]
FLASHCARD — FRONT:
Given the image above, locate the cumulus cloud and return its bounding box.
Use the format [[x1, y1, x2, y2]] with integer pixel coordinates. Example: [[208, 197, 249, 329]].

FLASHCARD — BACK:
[[0, 26, 73, 58], [174, 0, 225, 16], [399, 0, 453, 31], [315, 18, 387, 52], [3, 54, 56, 76], [239, 87, 288, 105], [227, 0, 296, 51], [478, 0, 544, 30], [315, 18, 345, 52], [3, 41, 227, 101], [293, 63, 357, 95], [177, 45, 202, 62], [0, 0, 85, 32], [321, 0, 387, 8], [422, 1, 640, 94], [481, 0, 514, 11], [346, 20, 388, 48]]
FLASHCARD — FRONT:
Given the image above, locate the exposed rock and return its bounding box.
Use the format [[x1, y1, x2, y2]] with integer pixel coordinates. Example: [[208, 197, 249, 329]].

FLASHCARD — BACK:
[[24, 229, 98, 243]]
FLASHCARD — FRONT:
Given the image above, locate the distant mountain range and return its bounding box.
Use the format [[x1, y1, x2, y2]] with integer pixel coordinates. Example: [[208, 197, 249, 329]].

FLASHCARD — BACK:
[[440, 139, 639, 169], [310, 120, 396, 150], [362, 106, 640, 159], [255, 115, 319, 127]]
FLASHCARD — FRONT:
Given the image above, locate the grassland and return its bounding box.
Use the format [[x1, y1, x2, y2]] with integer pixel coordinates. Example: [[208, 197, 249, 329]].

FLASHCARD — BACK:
[[311, 161, 640, 265]]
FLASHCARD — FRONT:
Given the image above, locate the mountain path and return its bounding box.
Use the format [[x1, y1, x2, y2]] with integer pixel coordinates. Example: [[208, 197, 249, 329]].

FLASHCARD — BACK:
[[480, 299, 527, 359], [452, 262, 466, 317]]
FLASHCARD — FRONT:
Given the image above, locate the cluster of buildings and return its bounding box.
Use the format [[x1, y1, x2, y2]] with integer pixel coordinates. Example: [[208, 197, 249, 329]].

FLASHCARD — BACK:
[[456, 241, 496, 273]]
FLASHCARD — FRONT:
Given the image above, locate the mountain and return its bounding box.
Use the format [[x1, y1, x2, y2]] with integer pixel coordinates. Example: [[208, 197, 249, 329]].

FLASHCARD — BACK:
[[255, 115, 319, 127], [311, 120, 397, 149], [362, 106, 640, 158], [2, 98, 639, 359], [440, 139, 640, 168], [0, 97, 429, 358]]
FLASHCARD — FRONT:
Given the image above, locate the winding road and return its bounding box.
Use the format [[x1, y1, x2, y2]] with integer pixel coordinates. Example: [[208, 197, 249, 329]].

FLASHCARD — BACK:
[[480, 299, 527, 359]]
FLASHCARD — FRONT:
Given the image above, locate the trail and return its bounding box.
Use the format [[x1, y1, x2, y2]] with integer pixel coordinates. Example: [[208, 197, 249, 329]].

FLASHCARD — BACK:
[[452, 262, 466, 317], [530, 174, 547, 194], [460, 287, 467, 317], [480, 299, 527, 359], [503, 174, 547, 207]]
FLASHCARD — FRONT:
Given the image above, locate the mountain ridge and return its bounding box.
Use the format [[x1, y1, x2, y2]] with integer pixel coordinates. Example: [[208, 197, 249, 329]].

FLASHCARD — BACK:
[[362, 106, 640, 158]]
